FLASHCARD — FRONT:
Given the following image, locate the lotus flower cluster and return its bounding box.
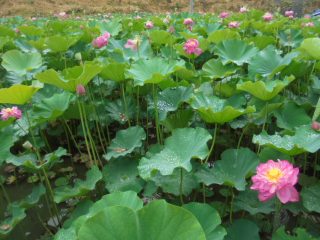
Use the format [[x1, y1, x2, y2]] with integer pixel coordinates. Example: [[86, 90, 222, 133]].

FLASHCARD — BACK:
[[92, 32, 111, 48], [251, 160, 299, 204], [183, 39, 202, 56], [228, 21, 240, 28], [263, 12, 273, 21], [239, 7, 248, 13], [219, 12, 229, 19], [124, 36, 141, 51], [285, 10, 294, 18], [145, 21, 154, 29], [0, 107, 22, 121]]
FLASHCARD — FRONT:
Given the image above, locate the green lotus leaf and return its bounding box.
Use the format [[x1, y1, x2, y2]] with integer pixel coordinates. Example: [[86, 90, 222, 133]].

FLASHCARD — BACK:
[[138, 128, 212, 179], [0, 84, 41, 104], [278, 29, 303, 48], [183, 203, 226, 240], [202, 59, 238, 79], [151, 167, 198, 196], [298, 38, 320, 60], [18, 184, 46, 209], [274, 102, 311, 131], [208, 29, 240, 44], [301, 184, 320, 213], [272, 227, 318, 240], [236, 76, 295, 101], [151, 86, 193, 120], [1, 50, 42, 76], [195, 148, 259, 191], [226, 219, 260, 240], [214, 39, 258, 66], [0, 127, 18, 165], [0, 204, 26, 238], [33, 91, 75, 123], [149, 30, 175, 45], [248, 45, 298, 79], [161, 109, 194, 132], [102, 158, 144, 193], [19, 25, 44, 36], [189, 93, 256, 124], [100, 62, 127, 82], [78, 200, 206, 240], [96, 20, 122, 36], [246, 35, 276, 50], [126, 57, 185, 86], [252, 125, 320, 155], [234, 189, 274, 215], [7, 147, 67, 172], [104, 126, 146, 160], [0, 36, 10, 50], [54, 166, 102, 203], [106, 97, 136, 124], [45, 35, 80, 52], [36, 62, 102, 92], [0, 25, 15, 37]]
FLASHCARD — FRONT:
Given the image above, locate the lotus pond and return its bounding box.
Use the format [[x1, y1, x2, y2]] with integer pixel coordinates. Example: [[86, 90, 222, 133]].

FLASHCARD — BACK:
[[0, 9, 320, 240]]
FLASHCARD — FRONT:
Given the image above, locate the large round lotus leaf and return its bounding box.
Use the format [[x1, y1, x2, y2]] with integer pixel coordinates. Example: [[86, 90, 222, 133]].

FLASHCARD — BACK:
[[100, 62, 127, 82], [33, 91, 74, 123], [190, 93, 256, 124], [138, 128, 212, 179], [1, 50, 42, 76], [301, 184, 320, 213], [226, 219, 260, 240], [19, 25, 44, 36], [208, 29, 240, 44], [126, 57, 185, 86], [248, 45, 298, 79], [299, 38, 320, 60], [102, 159, 144, 193], [45, 35, 80, 52], [149, 30, 175, 45], [36, 62, 102, 92], [78, 200, 206, 240], [273, 227, 317, 240], [54, 166, 102, 203], [214, 39, 258, 66], [252, 125, 320, 156], [104, 126, 146, 160], [96, 20, 122, 36], [0, 84, 41, 104], [278, 29, 303, 48], [233, 189, 274, 215], [183, 203, 226, 240], [202, 59, 238, 80], [236, 76, 295, 101], [274, 102, 311, 131], [161, 109, 194, 132], [106, 97, 136, 124], [195, 148, 259, 191], [246, 35, 276, 50]]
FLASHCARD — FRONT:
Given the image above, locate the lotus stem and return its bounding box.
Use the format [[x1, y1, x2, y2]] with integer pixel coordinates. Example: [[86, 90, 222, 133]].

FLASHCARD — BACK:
[[136, 86, 140, 125], [273, 198, 282, 233], [121, 83, 131, 127], [153, 84, 161, 144], [179, 168, 184, 205], [205, 123, 218, 164], [229, 187, 235, 224]]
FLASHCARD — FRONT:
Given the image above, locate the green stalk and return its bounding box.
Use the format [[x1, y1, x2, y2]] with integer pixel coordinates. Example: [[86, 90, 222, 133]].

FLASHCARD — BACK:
[[63, 120, 82, 154], [136, 86, 140, 125], [152, 84, 161, 144], [0, 182, 11, 205], [229, 187, 235, 223], [205, 123, 218, 164], [179, 168, 184, 205], [121, 83, 131, 127], [237, 126, 247, 149], [273, 199, 282, 233]]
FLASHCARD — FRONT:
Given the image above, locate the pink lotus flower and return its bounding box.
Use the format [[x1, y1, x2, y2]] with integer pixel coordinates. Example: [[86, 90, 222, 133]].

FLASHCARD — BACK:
[[31, 17, 37, 21], [124, 37, 141, 51], [92, 32, 111, 48], [228, 21, 240, 28], [76, 84, 86, 96], [285, 10, 294, 17], [55, 11, 68, 19], [263, 12, 273, 21], [251, 160, 299, 204], [0, 107, 22, 121], [145, 21, 154, 29], [183, 39, 202, 56], [239, 7, 248, 13], [183, 18, 194, 26], [219, 12, 229, 19], [302, 22, 314, 27], [304, 14, 311, 19], [311, 121, 320, 131]]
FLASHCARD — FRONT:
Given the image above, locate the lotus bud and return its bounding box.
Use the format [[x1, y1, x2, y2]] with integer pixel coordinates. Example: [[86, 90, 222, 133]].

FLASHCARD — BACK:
[[76, 84, 86, 96], [23, 141, 33, 150], [311, 121, 320, 131]]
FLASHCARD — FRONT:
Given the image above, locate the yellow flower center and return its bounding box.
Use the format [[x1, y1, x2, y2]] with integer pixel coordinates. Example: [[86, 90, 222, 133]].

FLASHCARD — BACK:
[[266, 168, 283, 183], [4, 108, 13, 113]]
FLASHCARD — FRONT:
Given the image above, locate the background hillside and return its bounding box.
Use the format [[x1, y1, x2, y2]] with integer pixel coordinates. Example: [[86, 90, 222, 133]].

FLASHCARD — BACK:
[[0, 0, 319, 17]]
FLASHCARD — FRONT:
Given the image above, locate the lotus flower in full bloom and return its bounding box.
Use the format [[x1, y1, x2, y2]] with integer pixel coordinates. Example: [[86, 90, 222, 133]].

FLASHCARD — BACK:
[[145, 21, 154, 29], [239, 7, 248, 13], [251, 160, 300, 204], [92, 32, 111, 48], [285, 10, 294, 17], [183, 18, 194, 26], [263, 12, 273, 21], [228, 21, 240, 28], [183, 39, 202, 56], [0, 107, 22, 121], [219, 12, 229, 19]]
